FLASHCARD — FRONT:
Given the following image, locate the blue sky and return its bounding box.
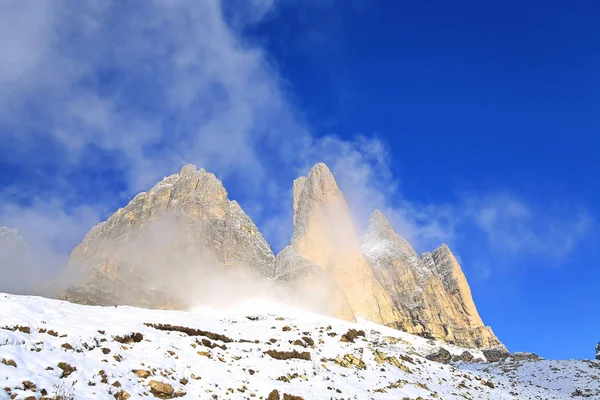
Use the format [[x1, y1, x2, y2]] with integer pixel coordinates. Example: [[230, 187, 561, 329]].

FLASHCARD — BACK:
[[0, 1, 598, 359]]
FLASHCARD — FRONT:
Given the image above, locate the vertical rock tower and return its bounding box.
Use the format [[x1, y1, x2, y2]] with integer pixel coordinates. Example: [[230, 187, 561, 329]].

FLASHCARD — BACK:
[[274, 163, 397, 324]]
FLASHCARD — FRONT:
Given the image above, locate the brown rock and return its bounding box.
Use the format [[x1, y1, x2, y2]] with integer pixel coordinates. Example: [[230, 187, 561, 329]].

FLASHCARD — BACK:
[[148, 380, 175, 399], [57, 362, 76, 378], [1, 359, 16, 368], [426, 348, 452, 364], [114, 390, 131, 400], [267, 389, 280, 400], [483, 348, 511, 362], [133, 369, 152, 379]]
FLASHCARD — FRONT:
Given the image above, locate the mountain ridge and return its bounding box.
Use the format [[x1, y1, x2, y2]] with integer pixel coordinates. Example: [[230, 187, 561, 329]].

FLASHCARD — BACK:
[[58, 162, 503, 350]]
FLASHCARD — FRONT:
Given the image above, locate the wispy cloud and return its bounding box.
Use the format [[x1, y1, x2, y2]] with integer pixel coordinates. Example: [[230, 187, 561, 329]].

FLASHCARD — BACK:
[[464, 194, 593, 259], [0, 0, 593, 294]]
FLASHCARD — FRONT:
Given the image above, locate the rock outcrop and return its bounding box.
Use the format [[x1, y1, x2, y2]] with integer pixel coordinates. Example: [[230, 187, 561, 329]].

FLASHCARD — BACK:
[[273, 163, 397, 325], [362, 210, 504, 349], [596, 342, 600, 360], [60, 165, 275, 309]]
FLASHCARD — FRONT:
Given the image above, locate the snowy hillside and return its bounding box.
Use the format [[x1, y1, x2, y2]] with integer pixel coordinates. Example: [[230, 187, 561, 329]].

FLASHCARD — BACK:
[[0, 293, 598, 400]]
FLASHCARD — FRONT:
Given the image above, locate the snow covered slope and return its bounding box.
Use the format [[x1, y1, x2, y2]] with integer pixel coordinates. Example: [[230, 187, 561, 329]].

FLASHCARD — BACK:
[[0, 293, 598, 399]]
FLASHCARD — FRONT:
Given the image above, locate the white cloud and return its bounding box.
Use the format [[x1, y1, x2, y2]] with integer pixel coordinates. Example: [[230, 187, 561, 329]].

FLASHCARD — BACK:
[[464, 194, 593, 259], [0, 0, 593, 292]]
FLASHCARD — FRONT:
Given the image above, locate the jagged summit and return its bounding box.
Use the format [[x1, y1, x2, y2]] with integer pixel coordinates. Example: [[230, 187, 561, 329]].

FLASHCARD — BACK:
[[60, 165, 275, 309], [361, 209, 502, 349], [367, 209, 396, 236], [276, 163, 397, 325]]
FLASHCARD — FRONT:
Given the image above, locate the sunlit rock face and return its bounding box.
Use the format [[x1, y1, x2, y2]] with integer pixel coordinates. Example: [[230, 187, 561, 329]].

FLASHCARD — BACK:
[[274, 163, 397, 325], [362, 210, 504, 349], [60, 165, 275, 309]]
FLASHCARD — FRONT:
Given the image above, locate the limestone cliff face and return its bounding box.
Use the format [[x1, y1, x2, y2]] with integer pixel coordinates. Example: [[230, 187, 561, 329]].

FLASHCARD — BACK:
[[362, 210, 504, 349], [60, 165, 275, 309], [274, 163, 397, 325]]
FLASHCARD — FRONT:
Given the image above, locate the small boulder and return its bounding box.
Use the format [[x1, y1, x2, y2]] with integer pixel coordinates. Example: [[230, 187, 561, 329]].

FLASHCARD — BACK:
[[483, 348, 511, 363], [133, 369, 152, 379], [114, 390, 131, 400], [149, 380, 175, 399], [57, 362, 76, 378], [512, 352, 541, 361], [267, 389, 280, 400], [425, 348, 452, 364], [452, 351, 474, 363], [1, 358, 17, 368]]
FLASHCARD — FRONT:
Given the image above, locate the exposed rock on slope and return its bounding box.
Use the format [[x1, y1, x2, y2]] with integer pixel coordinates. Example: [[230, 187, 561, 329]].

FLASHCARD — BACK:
[[60, 165, 275, 309], [274, 163, 397, 324], [362, 210, 503, 349]]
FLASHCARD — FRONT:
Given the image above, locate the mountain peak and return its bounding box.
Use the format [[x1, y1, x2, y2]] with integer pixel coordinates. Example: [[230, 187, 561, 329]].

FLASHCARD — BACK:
[[367, 210, 395, 236]]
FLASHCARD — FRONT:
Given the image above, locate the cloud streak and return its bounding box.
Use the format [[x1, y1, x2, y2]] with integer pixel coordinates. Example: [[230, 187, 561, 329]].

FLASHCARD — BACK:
[[0, 0, 593, 294]]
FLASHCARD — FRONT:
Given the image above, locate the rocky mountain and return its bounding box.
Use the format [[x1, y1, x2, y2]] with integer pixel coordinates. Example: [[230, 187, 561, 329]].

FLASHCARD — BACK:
[[273, 163, 396, 325], [60, 165, 275, 309], [61, 162, 503, 350], [362, 211, 503, 349]]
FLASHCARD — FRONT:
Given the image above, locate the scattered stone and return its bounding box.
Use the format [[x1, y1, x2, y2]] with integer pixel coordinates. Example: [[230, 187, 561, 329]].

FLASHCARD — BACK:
[[292, 339, 305, 347], [334, 354, 366, 369], [179, 378, 188, 385], [283, 394, 304, 400], [144, 323, 232, 343], [1, 359, 17, 368], [114, 332, 144, 344], [452, 351, 474, 363], [57, 362, 77, 378], [22, 381, 36, 391], [483, 348, 511, 363], [61, 343, 73, 351], [114, 390, 131, 400], [102, 348, 111, 354], [200, 338, 227, 350], [302, 336, 314, 346], [481, 379, 495, 389], [512, 352, 541, 361], [148, 380, 175, 399], [282, 326, 292, 332], [426, 348, 452, 364], [2, 325, 31, 334], [267, 389, 280, 400], [133, 369, 152, 379], [265, 349, 311, 361], [340, 329, 365, 343]]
